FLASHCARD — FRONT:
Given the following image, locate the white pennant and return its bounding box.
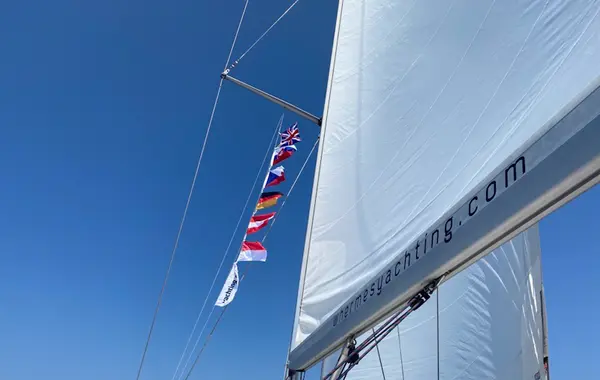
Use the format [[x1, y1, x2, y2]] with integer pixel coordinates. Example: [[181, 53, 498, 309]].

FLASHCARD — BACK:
[[215, 262, 239, 307]]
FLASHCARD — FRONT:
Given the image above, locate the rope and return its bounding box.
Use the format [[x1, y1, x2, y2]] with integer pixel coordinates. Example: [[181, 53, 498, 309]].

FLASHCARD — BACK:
[[373, 328, 387, 380], [170, 115, 282, 380], [436, 289, 440, 380], [323, 276, 447, 380], [133, 2, 249, 379], [179, 137, 320, 380], [182, 306, 229, 380], [223, 0, 250, 70], [396, 328, 405, 380], [331, 310, 415, 380], [225, 0, 302, 73]]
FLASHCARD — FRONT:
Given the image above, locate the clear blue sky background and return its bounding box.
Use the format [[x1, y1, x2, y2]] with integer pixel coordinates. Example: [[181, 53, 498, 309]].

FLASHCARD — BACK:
[[0, 1, 597, 380]]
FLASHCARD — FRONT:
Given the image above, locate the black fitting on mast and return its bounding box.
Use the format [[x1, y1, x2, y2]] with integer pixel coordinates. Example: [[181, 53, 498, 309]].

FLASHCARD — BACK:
[[322, 275, 447, 380], [347, 339, 360, 365], [407, 289, 430, 311], [287, 368, 304, 380], [407, 276, 444, 311]]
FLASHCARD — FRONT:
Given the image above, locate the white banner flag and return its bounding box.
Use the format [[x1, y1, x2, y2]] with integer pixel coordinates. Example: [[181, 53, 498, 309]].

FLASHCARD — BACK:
[[215, 262, 239, 307]]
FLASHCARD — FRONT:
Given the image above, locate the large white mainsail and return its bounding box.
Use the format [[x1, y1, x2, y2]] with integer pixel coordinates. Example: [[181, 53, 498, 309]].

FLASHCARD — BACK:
[[288, 0, 600, 373], [336, 226, 544, 380]]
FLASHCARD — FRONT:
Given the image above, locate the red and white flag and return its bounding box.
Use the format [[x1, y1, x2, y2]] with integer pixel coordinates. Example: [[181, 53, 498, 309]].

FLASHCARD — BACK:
[[237, 241, 268, 262], [246, 212, 276, 234]]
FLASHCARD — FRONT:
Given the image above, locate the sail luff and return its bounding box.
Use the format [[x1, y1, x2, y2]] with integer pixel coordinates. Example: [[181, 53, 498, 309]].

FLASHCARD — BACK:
[[285, 0, 347, 376]]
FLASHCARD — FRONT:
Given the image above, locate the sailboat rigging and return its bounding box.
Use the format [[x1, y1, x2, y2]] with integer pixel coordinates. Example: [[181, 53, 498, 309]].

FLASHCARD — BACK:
[[135, 0, 600, 379]]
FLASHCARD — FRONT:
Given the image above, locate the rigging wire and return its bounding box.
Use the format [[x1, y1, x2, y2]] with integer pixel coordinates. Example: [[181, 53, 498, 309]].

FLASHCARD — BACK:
[[179, 137, 321, 380], [170, 115, 283, 380], [332, 309, 416, 380], [260, 137, 319, 242], [175, 119, 285, 380], [396, 327, 405, 380], [171, 1, 308, 376], [436, 289, 440, 380], [134, 1, 249, 379], [225, 0, 302, 73], [323, 277, 446, 380], [373, 328, 387, 380]]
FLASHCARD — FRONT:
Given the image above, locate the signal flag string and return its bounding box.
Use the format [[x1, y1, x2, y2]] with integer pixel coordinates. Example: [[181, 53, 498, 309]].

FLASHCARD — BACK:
[[170, 115, 283, 380], [179, 137, 320, 380], [173, 0, 309, 376], [134, 1, 249, 379]]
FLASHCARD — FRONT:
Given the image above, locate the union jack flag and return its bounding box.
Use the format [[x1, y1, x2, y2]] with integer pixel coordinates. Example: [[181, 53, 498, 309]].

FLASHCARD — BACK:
[[279, 122, 301, 146]]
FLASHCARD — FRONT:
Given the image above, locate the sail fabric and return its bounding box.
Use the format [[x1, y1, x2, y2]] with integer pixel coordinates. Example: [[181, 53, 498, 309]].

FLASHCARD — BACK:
[[320, 347, 343, 378], [292, 0, 600, 350], [342, 226, 544, 380]]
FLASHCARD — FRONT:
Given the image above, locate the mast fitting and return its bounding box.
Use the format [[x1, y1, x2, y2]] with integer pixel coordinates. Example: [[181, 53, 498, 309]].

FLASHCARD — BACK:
[[407, 277, 441, 311], [347, 340, 360, 365]]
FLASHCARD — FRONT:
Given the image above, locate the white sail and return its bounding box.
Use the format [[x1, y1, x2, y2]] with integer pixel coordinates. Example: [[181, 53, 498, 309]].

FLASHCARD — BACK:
[[343, 226, 544, 380], [289, 0, 600, 371]]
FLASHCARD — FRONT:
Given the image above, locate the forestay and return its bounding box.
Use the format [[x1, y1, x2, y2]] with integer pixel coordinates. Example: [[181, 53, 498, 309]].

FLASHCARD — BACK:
[[342, 226, 544, 380], [289, 0, 600, 371]]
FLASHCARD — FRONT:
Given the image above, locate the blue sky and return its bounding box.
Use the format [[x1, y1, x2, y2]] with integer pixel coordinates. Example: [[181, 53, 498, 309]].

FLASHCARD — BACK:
[[0, 1, 597, 380]]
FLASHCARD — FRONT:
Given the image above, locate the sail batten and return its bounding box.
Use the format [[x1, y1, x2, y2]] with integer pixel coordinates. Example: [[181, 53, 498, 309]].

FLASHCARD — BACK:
[[288, 0, 600, 372]]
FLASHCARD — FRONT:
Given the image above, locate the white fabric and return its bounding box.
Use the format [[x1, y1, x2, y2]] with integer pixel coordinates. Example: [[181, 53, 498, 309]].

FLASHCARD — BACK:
[[237, 248, 267, 262], [215, 263, 239, 307], [343, 227, 544, 380], [293, 0, 600, 348]]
